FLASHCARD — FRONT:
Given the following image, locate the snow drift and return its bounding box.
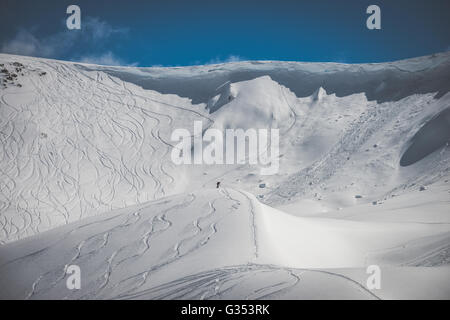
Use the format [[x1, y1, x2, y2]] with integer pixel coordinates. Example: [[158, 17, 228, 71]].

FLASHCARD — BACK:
[[0, 52, 449, 299], [1, 188, 448, 299]]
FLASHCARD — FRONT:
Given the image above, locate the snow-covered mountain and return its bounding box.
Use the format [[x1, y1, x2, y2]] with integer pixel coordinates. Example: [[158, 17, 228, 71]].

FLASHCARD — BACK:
[[0, 52, 449, 299]]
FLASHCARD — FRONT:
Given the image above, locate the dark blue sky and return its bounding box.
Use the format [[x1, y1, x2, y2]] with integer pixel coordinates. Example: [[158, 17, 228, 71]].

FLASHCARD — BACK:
[[1, 0, 449, 66]]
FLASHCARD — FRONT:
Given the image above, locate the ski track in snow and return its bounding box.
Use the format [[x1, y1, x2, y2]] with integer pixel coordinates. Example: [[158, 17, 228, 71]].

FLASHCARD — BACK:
[[0, 53, 449, 299], [0, 59, 213, 243], [117, 264, 380, 300], [0, 188, 384, 300], [0, 189, 266, 299]]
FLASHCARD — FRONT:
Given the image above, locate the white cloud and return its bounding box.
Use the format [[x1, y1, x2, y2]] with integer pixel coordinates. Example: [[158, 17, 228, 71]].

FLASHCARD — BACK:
[[1, 29, 55, 57], [1, 17, 132, 66], [205, 54, 244, 65], [83, 17, 129, 40], [77, 51, 138, 66]]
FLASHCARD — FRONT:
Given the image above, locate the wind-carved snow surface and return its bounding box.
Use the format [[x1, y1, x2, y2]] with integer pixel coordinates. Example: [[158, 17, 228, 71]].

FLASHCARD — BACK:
[[0, 53, 449, 299]]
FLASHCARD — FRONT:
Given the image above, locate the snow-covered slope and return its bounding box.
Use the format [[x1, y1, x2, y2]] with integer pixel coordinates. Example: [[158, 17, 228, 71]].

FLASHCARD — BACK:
[[87, 52, 450, 105], [0, 52, 449, 299], [0, 55, 213, 242], [1, 188, 448, 299]]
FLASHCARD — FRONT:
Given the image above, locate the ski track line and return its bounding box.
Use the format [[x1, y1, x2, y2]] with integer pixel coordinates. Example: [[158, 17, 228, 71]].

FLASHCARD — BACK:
[[114, 264, 380, 300], [0, 61, 200, 242]]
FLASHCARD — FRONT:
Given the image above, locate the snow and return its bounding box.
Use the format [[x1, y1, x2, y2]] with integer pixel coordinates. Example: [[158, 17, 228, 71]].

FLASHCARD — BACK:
[[0, 52, 449, 299], [210, 76, 294, 131]]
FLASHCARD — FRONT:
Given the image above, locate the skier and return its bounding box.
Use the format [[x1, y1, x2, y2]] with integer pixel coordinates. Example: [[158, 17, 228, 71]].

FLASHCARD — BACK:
[[216, 181, 221, 189]]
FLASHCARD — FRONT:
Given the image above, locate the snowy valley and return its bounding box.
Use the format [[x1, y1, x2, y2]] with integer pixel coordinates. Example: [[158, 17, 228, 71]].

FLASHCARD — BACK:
[[0, 52, 449, 299]]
